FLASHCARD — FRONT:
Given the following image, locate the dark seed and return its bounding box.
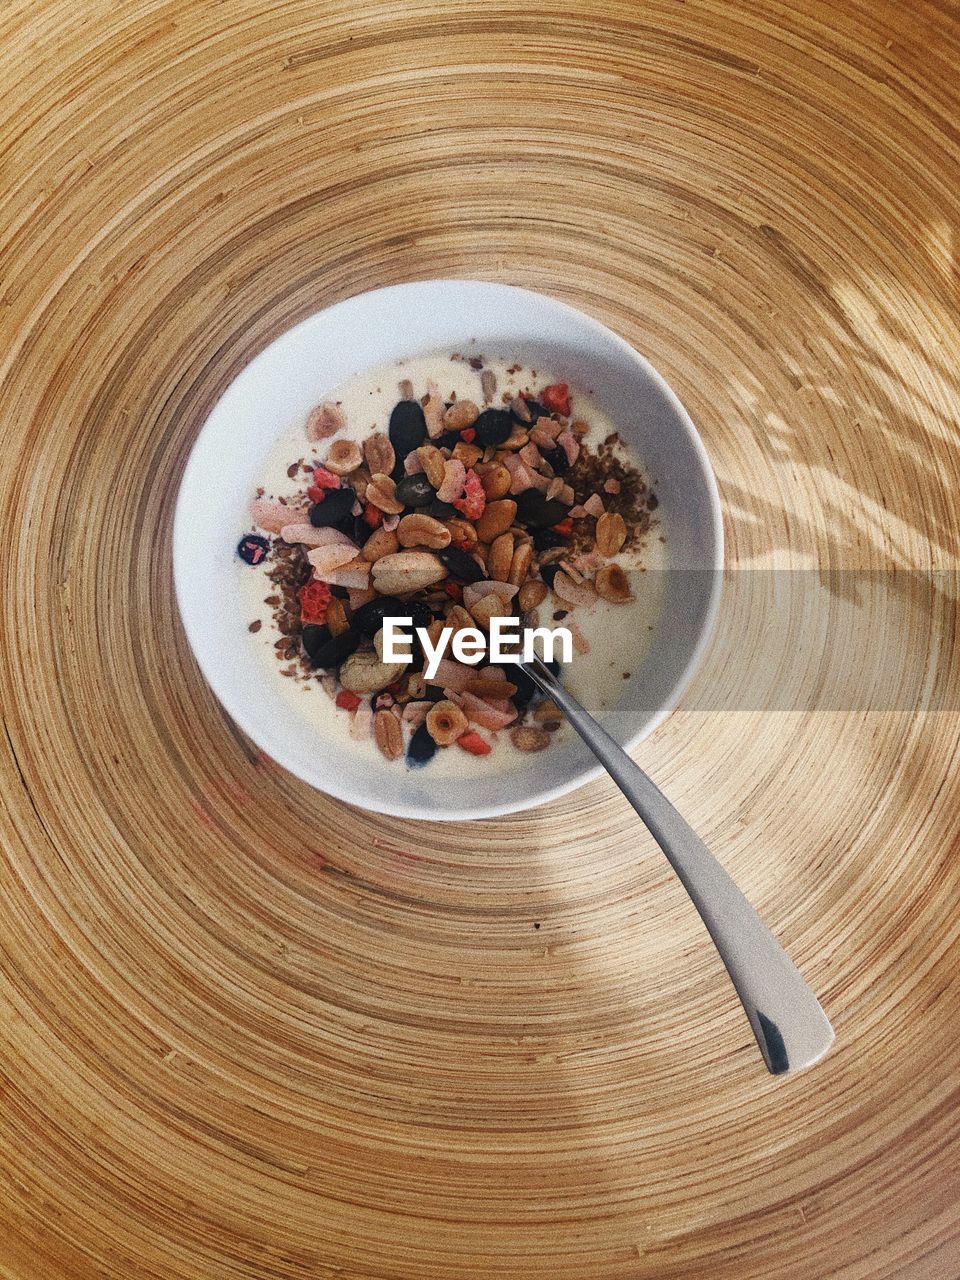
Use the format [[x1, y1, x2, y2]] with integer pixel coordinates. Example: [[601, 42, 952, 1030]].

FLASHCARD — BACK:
[[542, 446, 569, 474], [406, 721, 437, 767], [395, 473, 435, 508], [539, 563, 561, 588], [309, 488, 355, 527], [515, 489, 569, 529], [389, 400, 427, 458], [472, 408, 513, 447], [301, 624, 361, 669], [434, 430, 462, 450], [237, 533, 270, 565], [437, 545, 487, 583]]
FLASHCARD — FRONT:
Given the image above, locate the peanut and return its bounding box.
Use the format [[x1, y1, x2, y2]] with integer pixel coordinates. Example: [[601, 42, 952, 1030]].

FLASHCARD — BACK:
[[442, 400, 480, 431], [325, 438, 363, 475], [306, 401, 346, 441], [326, 597, 350, 636], [416, 444, 446, 489], [475, 498, 517, 542], [365, 473, 404, 514], [507, 541, 533, 586], [361, 526, 400, 562], [488, 532, 515, 582], [595, 511, 627, 557], [374, 709, 404, 760], [480, 463, 512, 500], [517, 579, 548, 612], [443, 517, 478, 550], [469, 593, 513, 630], [372, 551, 446, 594], [397, 512, 452, 550], [341, 650, 408, 694], [452, 441, 482, 468], [426, 700, 469, 747], [363, 431, 395, 478], [510, 726, 551, 752], [595, 563, 633, 603]]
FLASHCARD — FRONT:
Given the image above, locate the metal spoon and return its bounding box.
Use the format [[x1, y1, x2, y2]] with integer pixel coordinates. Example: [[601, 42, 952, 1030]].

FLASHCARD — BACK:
[[520, 652, 834, 1074]]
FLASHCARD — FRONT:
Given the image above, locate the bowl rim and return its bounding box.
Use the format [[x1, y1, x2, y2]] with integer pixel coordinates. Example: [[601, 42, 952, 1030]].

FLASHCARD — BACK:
[[173, 279, 724, 821]]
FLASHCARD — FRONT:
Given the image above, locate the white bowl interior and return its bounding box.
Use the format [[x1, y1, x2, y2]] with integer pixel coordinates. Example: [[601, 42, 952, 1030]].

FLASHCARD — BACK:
[[173, 281, 722, 819]]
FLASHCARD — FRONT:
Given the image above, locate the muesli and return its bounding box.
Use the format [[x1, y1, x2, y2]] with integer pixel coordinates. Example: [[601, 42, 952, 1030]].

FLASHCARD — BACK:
[[240, 362, 658, 767]]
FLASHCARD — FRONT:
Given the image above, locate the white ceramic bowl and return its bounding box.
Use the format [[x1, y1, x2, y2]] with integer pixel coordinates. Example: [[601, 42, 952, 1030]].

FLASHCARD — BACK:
[[173, 280, 722, 820]]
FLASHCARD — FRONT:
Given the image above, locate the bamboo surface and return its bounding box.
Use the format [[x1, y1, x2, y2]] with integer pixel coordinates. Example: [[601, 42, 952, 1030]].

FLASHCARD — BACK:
[[1, 2, 959, 1277]]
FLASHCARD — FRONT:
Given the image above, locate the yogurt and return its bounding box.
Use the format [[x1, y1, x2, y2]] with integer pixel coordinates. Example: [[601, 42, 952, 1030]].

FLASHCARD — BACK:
[[238, 353, 666, 773]]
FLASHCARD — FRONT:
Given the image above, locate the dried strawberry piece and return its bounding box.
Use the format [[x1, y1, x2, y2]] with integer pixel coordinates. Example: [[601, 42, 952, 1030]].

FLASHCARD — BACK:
[[335, 690, 361, 711], [313, 467, 341, 490], [452, 469, 486, 520], [307, 484, 325, 502], [460, 427, 477, 444], [443, 579, 463, 601], [541, 383, 571, 416], [551, 516, 574, 536], [298, 579, 331, 625], [362, 503, 383, 528], [457, 730, 492, 756]]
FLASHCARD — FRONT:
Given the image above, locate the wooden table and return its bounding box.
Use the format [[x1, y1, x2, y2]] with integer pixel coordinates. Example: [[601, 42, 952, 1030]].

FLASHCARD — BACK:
[[1, 2, 958, 1276]]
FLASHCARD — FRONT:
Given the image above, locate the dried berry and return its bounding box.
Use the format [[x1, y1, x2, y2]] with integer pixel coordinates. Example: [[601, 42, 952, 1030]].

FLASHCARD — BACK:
[[452, 469, 486, 520], [472, 408, 513, 446], [237, 533, 270, 565], [309, 488, 355, 527], [437, 545, 487, 583], [457, 730, 492, 756], [542, 445, 570, 474], [335, 690, 361, 711], [541, 383, 571, 416], [298, 579, 332, 624], [406, 721, 437, 766]]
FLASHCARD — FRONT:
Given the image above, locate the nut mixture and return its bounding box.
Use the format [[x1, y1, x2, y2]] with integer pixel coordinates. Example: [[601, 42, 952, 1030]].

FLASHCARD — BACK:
[[241, 369, 657, 766]]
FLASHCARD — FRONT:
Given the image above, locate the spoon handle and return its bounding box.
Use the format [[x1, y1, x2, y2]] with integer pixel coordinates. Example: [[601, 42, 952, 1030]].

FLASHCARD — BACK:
[[523, 657, 834, 1074]]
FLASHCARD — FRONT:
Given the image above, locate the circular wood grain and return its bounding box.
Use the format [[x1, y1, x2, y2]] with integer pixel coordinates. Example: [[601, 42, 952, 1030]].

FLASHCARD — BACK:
[[1, 2, 958, 1277]]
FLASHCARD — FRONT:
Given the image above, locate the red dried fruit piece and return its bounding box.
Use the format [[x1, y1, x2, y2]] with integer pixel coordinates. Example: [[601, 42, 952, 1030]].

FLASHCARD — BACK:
[[335, 690, 361, 711], [452, 469, 486, 520], [313, 467, 341, 490], [460, 427, 477, 444], [457, 730, 492, 756], [443, 580, 463, 601], [362, 503, 383, 528], [551, 516, 574, 536], [542, 383, 571, 416], [307, 484, 325, 503], [298, 580, 332, 624]]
